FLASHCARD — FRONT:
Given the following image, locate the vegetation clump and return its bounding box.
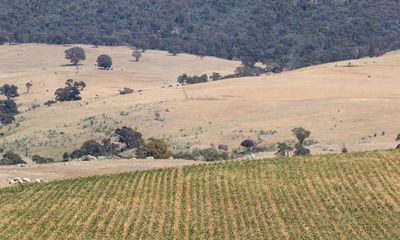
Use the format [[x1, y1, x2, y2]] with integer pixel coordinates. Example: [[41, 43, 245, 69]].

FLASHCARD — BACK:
[[32, 155, 55, 164], [0, 99, 19, 125], [177, 74, 208, 85], [0, 84, 19, 99], [54, 80, 85, 102], [0, 151, 26, 165]]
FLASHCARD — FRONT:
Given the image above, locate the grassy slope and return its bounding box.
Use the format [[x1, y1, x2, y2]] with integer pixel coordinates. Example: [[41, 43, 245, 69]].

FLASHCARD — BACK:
[[0, 150, 399, 239], [1, 44, 400, 160]]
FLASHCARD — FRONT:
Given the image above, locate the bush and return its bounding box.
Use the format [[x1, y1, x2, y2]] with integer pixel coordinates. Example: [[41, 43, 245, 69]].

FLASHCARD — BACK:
[[63, 152, 70, 162], [97, 54, 112, 70], [240, 139, 256, 151], [211, 72, 222, 81], [44, 100, 57, 107], [142, 138, 173, 159], [32, 155, 55, 164], [0, 151, 26, 165], [119, 88, 134, 95], [275, 142, 293, 157], [294, 143, 310, 156]]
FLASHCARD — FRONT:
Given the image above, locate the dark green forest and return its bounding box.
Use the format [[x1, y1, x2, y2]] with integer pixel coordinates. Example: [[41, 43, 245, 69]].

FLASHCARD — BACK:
[[0, 0, 399, 68]]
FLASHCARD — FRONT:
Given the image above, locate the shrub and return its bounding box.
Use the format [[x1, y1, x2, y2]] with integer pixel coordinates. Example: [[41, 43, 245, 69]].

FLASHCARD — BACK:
[[240, 139, 256, 151], [97, 54, 113, 70], [211, 72, 222, 81], [119, 88, 134, 95], [63, 152, 70, 162], [73, 81, 86, 91], [0, 151, 26, 165], [294, 143, 310, 156], [218, 144, 228, 151], [275, 142, 293, 157], [142, 138, 173, 159], [44, 100, 57, 107], [32, 155, 55, 164], [396, 133, 400, 142], [65, 47, 86, 67]]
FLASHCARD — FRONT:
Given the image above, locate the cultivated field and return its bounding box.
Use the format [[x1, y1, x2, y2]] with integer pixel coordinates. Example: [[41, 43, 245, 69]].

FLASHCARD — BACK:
[[0, 150, 399, 239], [1, 44, 400, 160]]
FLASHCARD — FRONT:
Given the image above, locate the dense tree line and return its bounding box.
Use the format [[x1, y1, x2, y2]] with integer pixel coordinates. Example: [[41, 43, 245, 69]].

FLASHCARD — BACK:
[[0, 0, 399, 68]]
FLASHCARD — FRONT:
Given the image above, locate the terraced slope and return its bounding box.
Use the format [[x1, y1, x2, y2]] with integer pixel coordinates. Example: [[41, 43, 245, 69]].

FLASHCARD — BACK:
[[0, 150, 399, 239]]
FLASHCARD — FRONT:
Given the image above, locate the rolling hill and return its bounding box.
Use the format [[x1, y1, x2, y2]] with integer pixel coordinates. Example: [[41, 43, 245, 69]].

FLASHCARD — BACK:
[[0, 150, 399, 239], [0, 44, 399, 160]]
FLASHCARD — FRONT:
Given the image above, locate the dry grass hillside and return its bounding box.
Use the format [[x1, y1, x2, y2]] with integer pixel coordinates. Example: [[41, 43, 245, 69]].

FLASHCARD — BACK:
[[1, 44, 399, 159]]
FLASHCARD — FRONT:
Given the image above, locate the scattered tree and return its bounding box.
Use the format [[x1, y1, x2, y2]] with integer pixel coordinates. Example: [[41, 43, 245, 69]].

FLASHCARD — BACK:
[[132, 50, 142, 62], [291, 127, 311, 145], [291, 127, 312, 156], [64, 47, 86, 68], [0, 99, 18, 125], [115, 127, 145, 150], [55, 80, 82, 102], [25, 81, 33, 94], [0, 84, 19, 99], [96, 54, 112, 70], [396, 133, 400, 142]]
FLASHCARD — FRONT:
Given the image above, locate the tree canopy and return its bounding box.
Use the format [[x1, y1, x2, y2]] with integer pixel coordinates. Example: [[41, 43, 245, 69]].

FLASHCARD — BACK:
[[0, 0, 398, 69]]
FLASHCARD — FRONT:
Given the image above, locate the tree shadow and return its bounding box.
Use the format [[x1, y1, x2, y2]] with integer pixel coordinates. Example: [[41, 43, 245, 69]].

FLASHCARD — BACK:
[[60, 64, 82, 67]]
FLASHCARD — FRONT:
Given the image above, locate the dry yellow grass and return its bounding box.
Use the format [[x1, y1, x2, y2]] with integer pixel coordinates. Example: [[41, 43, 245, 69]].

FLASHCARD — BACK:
[[1, 44, 400, 160]]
